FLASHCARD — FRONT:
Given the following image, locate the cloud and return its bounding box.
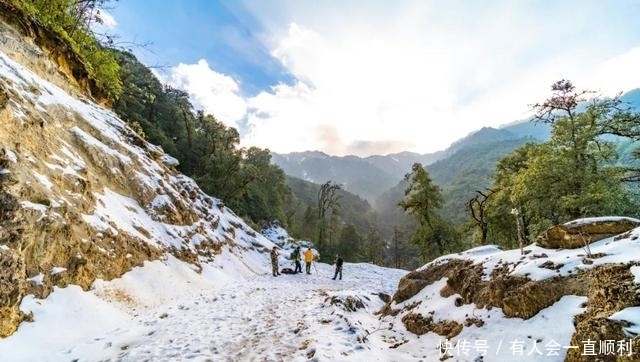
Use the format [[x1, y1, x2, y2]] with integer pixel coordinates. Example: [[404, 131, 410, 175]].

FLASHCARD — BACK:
[[311, 125, 412, 156], [89, 8, 117, 33], [95, 8, 118, 29], [585, 47, 640, 96], [346, 140, 415, 157], [167, 2, 640, 156], [166, 60, 247, 128], [237, 1, 640, 155]]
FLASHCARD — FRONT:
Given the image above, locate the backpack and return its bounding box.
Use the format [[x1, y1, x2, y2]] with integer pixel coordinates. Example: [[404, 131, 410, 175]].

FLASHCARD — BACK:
[[281, 268, 296, 274]]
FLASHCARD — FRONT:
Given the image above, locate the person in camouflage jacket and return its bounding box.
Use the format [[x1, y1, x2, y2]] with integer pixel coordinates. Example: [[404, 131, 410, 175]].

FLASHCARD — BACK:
[[271, 247, 280, 276]]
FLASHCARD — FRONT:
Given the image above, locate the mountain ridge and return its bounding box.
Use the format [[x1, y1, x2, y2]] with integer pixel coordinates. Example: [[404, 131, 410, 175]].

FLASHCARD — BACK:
[[271, 87, 640, 207]]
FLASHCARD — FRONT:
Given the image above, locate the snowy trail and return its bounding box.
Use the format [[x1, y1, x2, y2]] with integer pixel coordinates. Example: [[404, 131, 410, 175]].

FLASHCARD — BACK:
[[58, 263, 406, 362]]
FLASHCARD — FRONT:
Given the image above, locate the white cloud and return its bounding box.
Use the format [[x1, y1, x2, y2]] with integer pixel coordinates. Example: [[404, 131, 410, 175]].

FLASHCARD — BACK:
[[170, 2, 640, 156], [166, 60, 247, 128], [585, 47, 640, 97], [95, 8, 118, 29], [89, 8, 118, 33]]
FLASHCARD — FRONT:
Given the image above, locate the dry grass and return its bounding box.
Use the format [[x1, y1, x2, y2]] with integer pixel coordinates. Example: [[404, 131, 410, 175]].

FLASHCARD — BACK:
[[95, 287, 138, 308]]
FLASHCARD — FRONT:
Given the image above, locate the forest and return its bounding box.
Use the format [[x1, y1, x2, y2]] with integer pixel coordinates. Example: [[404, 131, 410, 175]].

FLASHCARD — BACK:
[[13, 0, 640, 270]]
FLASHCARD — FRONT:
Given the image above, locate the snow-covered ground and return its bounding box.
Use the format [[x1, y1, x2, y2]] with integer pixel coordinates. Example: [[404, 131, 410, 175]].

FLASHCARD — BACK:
[[0, 256, 408, 362], [2, 235, 625, 362]]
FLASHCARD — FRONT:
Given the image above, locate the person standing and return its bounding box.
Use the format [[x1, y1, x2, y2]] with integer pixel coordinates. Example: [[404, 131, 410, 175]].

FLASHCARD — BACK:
[[303, 247, 314, 274], [292, 246, 302, 274], [332, 254, 344, 280], [271, 246, 280, 276]]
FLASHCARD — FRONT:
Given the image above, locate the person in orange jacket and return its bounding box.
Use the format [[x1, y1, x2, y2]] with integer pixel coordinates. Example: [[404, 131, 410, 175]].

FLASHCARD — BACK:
[[303, 247, 314, 274]]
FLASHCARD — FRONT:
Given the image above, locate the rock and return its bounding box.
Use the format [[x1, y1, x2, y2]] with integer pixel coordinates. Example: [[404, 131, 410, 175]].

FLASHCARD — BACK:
[[536, 217, 640, 249], [0, 248, 25, 337], [327, 295, 366, 312], [401, 313, 462, 338]]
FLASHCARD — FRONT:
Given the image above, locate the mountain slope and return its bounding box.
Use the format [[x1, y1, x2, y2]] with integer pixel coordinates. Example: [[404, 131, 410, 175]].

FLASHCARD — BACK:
[[363, 150, 445, 177], [0, 20, 275, 337], [285, 175, 376, 239], [374, 137, 532, 226]]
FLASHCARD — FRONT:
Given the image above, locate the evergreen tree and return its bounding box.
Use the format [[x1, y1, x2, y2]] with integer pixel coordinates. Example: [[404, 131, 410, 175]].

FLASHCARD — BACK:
[[336, 224, 363, 261], [399, 163, 460, 260], [363, 227, 385, 265]]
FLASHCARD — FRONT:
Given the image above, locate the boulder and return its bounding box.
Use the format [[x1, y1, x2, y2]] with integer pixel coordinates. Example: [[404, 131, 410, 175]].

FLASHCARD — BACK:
[[536, 216, 640, 249]]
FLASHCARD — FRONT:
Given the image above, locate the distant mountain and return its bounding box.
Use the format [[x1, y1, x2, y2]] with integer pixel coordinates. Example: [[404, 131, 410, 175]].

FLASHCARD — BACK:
[[374, 137, 532, 225], [274, 88, 640, 209], [445, 126, 529, 156], [499, 121, 552, 141], [496, 87, 640, 140], [284, 176, 375, 233], [363, 151, 445, 178], [271, 151, 444, 202], [620, 88, 640, 109], [271, 128, 539, 204], [428, 138, 533, 223]]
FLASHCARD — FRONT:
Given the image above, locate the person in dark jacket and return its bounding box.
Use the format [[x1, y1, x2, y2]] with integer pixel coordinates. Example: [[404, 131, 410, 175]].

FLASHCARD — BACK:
[[292, 246, 302, 274], [271, 247, 280, 276], [332, 254, 343, 280]]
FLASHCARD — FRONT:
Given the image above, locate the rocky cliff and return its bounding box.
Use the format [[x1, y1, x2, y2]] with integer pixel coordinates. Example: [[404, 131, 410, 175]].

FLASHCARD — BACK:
[[0, 18, 274, 337]]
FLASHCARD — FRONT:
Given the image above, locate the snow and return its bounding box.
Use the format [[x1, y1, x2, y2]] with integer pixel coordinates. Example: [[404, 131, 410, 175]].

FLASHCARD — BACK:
[[33, 170, 54, 189], [50, 267, 67, 276], [609, 307, 640, 336], [160, 154, 179, 166], [81, 188, 183, 248], [0, 254, 408, 362], [631, 266, 640, 283], [437, 295, 587, 361], [0, 286, 142, 362], [27, 273, 44, 286], [19, 201, 47, 213], [425, 220, 640, 282], [260, 221, 294, 245], [564, 216, 640, 226], [70, 126, 132, 164], [4, 148, 17, 163], [0, 247, 602, 362]]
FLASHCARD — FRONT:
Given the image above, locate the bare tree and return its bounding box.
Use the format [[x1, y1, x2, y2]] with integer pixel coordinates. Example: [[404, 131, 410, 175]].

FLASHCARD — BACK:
[[317, 181, 341, 252], [531, 79, 593, 124], [467, 189, 494, 244]]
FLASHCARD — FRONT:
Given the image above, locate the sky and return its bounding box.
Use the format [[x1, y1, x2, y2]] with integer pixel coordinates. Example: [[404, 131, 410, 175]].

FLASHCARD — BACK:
[[103, 0, 640, 157]]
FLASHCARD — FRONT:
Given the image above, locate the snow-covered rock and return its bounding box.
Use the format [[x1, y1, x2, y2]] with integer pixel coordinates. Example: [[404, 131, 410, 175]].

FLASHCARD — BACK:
[[0, 18, 275, 337]]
